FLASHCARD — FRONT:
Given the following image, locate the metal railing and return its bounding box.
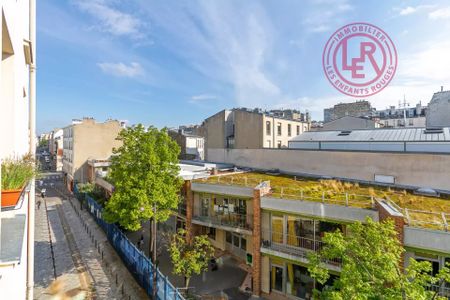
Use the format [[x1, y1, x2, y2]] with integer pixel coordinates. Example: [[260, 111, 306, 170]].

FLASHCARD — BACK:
[[404, 208, 449, 231], [195, 175, 266, 188], [271, 187, 375, 209], [193, 213, 253, 231], [429, 284, 450, 298], [74, 185, 185, 300], [260, 229, 341, 266]]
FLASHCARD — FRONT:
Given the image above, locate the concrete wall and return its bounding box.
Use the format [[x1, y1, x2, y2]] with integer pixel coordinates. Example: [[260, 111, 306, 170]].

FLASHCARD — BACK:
[[203, 110, 226, 149], [261, 256, 270, 293], [404, 226, 450, 254], [71, 119, 123, 183], [426, 91, 450, 128], [207, 148, 450, 191], [235, 110, 264, 149], [261, 197, 379, 223], [322, 116, 377, 131]]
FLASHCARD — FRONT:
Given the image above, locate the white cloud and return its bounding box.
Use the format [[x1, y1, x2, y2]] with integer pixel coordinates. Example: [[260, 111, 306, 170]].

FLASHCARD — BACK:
[[137, 2, 281, 108], [303, 0, 354, 33], [429, 7, 450, 19], [399, 6, 417, 16], [74, 0, 146, 40], [97, 62, 144, 77], [189, 94, 218, 103]]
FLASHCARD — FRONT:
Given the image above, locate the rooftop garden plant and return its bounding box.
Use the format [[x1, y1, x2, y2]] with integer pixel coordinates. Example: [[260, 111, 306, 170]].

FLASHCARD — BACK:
[[1, 154, 35, 190]]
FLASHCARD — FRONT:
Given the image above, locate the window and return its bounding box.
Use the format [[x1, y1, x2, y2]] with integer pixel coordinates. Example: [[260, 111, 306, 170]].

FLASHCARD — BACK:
[[277, 141, 282, 148], [207, 227, 216, 239], [266, 121, 271, 135], [277, 123, 282, 136], [226, 231, 232, 244], [240, 237, 247, 251], [288, 124, 291, 136], [296, 125, 300, 135]]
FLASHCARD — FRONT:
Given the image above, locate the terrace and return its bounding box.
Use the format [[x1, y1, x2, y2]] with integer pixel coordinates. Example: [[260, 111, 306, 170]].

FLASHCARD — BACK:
[[193, 172, 450, 231]]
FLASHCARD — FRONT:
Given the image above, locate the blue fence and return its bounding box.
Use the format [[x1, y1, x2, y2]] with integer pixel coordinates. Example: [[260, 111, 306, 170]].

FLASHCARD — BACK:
[[73, 185, 184, 300]]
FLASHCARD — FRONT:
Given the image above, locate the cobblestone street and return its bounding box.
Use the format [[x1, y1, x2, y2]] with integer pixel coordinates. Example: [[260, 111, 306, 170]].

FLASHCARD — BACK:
[[34, 173, 148, 299]]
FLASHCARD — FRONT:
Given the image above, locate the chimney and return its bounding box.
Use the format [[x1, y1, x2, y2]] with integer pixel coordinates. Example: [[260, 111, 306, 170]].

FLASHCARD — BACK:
[[441, 86, 444, 92]]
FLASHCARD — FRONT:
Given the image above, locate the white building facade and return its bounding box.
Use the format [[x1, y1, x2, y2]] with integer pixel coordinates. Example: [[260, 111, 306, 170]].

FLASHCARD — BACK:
[[0, 0, 36, 299]]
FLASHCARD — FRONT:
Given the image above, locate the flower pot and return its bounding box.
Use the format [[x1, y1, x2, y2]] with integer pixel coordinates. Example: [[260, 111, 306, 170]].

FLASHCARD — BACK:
[[1, 188, 23, 208]]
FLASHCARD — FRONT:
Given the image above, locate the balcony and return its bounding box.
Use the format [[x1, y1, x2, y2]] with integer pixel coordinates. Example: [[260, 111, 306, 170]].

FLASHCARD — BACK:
[[260, 229, 341, 269], [192, 213, 253, 234]]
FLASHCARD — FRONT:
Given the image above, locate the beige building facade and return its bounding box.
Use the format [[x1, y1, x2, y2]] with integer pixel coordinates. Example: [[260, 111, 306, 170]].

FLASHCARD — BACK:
[[202, 109, 310, 157], [62, 118, 123, 189]]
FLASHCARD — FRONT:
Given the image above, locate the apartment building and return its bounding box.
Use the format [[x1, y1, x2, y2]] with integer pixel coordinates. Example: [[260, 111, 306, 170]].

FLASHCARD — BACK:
[[427, 88, 450, 128], [169, 129, 205, 160], [201, 108, 310, 155], [375, 101, 427, 128], [179, 169, 450, 299], [62, 118, 123, 190], [324, 100, 374, 123], [0, 0, 36, 299], [49, 128, 63, 171]]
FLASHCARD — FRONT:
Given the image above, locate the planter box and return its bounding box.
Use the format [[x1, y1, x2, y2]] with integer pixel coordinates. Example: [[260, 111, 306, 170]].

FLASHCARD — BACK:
[[1, 188, 24, 208]]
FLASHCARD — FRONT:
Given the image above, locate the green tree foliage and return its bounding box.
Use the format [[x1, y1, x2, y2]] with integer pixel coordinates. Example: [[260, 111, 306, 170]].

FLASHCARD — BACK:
[[169, 229, 215, 290], [103, 124, 183, 231], [308, 218, 450, 300]]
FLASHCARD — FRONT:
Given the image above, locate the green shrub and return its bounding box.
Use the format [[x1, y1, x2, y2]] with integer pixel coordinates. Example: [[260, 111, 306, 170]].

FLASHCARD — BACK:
[[1, 154, 36, 190]]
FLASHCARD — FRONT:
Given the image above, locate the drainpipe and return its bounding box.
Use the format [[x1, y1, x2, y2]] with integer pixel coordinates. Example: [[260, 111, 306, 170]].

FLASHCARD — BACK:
[[27, 0, 36, 299]]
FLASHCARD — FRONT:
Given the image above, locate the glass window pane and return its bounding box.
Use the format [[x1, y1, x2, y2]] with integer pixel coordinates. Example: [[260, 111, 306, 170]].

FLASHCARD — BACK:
[[226, 231, 232, 244], [241, 237, 247, 251], [233, 234, 240, 247], [271, 265, 283, 292]]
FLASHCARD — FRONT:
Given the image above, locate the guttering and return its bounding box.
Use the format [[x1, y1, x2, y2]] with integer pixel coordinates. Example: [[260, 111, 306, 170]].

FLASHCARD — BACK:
[[26, 0, 36, 299]]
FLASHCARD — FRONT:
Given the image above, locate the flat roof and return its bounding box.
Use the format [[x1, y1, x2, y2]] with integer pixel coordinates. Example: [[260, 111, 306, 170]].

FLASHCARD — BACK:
[[193, 171, 450, 231], [291, 127, 450, 142]]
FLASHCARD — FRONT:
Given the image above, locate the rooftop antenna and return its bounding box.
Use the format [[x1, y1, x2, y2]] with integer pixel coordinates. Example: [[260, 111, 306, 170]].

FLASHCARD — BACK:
[[398, 95, 410, 127]]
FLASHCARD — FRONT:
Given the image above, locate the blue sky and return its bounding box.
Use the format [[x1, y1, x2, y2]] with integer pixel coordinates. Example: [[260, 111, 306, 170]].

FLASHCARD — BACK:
[[37, 0, 450, 133]]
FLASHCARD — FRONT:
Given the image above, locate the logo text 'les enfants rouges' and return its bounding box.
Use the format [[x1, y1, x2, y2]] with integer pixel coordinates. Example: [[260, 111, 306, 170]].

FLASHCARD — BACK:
[[323, 22, 397, 97]]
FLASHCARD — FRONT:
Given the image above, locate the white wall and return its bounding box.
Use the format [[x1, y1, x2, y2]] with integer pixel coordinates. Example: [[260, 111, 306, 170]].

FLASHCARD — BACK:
[[207, 148, 450, 191], [0, 0, 30, 159]]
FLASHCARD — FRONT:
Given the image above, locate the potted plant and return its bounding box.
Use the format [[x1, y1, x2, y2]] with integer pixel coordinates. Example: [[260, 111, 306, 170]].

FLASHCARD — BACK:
[[1, 154, 35, 208]]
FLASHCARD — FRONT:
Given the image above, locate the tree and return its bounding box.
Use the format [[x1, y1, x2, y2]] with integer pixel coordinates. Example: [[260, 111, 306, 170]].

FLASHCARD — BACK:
[[169, 229, 215, 292], [103, 124, 183, 263], [308, 218, 450, 300]]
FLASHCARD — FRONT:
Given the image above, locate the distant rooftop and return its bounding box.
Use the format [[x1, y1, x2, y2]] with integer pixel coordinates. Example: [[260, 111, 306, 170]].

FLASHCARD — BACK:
[[291, 127, 450, 142]]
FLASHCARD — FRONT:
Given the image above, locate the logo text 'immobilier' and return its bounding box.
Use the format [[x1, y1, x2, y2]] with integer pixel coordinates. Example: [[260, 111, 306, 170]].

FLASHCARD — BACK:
[[323, 22, 397, 97]]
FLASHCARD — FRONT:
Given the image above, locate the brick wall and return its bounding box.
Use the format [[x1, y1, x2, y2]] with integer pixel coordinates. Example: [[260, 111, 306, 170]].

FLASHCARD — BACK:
[[252, 188, 262, 296]]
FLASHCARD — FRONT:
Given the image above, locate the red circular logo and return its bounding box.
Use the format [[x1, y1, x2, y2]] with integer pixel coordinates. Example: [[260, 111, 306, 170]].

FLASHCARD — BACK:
[[322, 22, 397, 97]]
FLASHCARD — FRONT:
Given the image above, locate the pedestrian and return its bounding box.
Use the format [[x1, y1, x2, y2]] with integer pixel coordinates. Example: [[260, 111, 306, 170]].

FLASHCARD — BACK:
[[37, 199, 41, 210]]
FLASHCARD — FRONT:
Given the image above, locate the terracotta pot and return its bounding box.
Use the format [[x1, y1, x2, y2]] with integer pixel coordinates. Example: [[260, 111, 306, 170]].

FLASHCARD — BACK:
[[1, 188, 23, 208]]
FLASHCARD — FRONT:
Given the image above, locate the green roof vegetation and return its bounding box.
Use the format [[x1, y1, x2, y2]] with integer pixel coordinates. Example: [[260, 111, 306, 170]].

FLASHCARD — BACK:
[[194, 172, 450, 230]]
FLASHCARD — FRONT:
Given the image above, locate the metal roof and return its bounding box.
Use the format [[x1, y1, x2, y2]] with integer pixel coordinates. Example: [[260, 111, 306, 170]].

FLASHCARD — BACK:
[[291, 127, 450, 142]]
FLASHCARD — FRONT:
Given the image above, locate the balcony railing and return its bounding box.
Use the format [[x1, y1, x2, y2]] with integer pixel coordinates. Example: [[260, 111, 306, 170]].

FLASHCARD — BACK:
[[428, 284, 450, 298], [193, 213, 253, 231], [261, 229, 341, 266]]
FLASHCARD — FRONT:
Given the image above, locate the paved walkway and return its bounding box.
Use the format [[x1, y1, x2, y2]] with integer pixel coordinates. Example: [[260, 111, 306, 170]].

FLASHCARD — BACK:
[[34, 174, 148, 299]]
